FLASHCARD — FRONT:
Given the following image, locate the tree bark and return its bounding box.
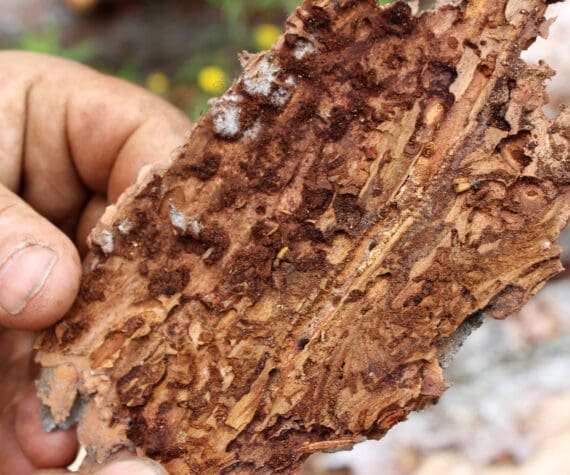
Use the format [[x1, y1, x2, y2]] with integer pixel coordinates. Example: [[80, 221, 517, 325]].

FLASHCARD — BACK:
[[36, 0, 570, 473]]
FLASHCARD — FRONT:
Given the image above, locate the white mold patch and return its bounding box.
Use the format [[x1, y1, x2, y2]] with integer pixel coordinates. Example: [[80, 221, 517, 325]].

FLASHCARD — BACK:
[[271, 75, 297, 107], [285, 75, 296, 86], [92, 229, 114, 254], [210, 93, 243, 139], [169, 204, 203, 237], [242, 56, 280, 97], [243, 119, 262, 140], [188, 219, 202, 237], [294, 39, 315, 60], [118, 218, 133, 235], [272, 87, 293, 106], [169, 204, 187, 231]]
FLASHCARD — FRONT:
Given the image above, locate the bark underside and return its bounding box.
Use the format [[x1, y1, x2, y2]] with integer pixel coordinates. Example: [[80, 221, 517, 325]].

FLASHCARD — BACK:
[[36, 0, 570, 473]]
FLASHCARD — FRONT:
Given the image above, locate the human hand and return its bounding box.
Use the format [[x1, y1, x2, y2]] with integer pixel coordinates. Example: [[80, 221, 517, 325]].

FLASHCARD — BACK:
[[0, 51, 191, 474]]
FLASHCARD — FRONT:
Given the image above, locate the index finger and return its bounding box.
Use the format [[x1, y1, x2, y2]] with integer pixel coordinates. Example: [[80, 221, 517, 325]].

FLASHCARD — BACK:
[[0, 51, 192, 225]]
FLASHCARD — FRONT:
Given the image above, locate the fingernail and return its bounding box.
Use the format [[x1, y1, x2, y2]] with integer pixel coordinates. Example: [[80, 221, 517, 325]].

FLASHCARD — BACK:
[[94, 459, 168, 475], [0, 245, 57, 315]]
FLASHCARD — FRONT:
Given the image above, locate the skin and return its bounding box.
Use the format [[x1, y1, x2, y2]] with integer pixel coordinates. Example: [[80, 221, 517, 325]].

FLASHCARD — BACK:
[[0, 51, 191, 474]]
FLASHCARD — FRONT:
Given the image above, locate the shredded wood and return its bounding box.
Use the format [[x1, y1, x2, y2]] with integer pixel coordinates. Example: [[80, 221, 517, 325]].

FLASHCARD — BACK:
[[36, 0, 570, 473]]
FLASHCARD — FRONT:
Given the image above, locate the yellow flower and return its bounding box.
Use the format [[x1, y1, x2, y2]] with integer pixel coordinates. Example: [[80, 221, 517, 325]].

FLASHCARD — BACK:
[[197, 66, 228, 95], [146, 72, 170, 95], [253, 24, 281, 51]]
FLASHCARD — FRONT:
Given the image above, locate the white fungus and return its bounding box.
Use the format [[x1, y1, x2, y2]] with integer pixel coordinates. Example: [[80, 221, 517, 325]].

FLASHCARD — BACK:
[[271, 87, 293, 106], [210, 94, 243, 139], [169, 204, 203, 237], [188, 219, 202, 237], [92, 230, 115, 254], [243, 119, 262, 140], [242, 56, 280, 97], [294, 39, 315, 60], [213, 104, 241, 138], [169, 204, 187, 231], [285, 75, 296, 86], [270, 75, 297, 107], [211, 56, 297, 138], [118, 219, 133, 235]]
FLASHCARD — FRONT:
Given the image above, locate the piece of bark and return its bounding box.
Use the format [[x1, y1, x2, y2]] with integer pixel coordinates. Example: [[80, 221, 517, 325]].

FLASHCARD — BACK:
[[36, 0, 570, 473]]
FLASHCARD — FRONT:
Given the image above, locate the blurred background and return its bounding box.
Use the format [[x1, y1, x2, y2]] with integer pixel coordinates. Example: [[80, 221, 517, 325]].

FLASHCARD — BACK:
[[1, 1, 569, 474], [1, 0, 300, 119]]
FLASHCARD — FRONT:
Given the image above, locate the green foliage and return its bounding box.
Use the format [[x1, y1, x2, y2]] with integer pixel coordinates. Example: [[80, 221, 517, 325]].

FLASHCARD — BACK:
[[205, 0, 297, 23], [115, 63, 143, 83], [18, 26, 97, 63]]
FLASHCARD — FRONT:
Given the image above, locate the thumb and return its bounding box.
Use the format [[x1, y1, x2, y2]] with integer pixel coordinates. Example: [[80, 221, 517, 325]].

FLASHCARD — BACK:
[[92, 458, 168, 475], [0, 183, 81, 330]]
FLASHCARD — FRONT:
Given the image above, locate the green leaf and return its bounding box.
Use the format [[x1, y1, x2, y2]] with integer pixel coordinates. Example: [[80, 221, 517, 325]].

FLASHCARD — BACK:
[[18, 25, 97, 63]]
